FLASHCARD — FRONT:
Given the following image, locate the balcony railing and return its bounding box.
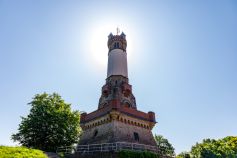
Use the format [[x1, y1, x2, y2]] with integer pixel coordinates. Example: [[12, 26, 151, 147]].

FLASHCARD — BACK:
[[57, 142, 159, 154]]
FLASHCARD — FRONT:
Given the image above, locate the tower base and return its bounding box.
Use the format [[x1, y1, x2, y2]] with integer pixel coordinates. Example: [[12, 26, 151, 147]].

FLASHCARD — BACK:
[[79, 109, 156, 146]]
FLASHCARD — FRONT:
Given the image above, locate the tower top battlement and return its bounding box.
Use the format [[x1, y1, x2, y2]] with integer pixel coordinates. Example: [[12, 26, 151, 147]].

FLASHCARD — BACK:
[[107, 32, 127, 52]]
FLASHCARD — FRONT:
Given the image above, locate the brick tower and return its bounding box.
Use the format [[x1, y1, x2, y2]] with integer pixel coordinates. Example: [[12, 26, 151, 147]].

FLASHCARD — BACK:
[[79, 31, 157, 146]]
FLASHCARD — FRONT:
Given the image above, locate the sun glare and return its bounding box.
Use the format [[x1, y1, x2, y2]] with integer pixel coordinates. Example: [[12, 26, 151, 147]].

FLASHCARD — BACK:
[[88, 23, 135, 69]]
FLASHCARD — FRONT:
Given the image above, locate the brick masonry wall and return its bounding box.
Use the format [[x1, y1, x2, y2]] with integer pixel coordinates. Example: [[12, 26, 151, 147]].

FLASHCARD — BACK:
[[113, 121, 156, 146], [79, 120, 114, 144], [79, 118, 156, 146]]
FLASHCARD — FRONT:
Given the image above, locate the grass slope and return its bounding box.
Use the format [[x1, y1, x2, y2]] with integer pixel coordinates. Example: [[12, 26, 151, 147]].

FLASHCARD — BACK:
[[0, 146, 47, 158]]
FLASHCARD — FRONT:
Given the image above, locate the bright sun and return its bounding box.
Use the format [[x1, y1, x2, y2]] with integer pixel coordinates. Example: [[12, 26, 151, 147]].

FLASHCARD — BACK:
[[88, 23, 135, 68]]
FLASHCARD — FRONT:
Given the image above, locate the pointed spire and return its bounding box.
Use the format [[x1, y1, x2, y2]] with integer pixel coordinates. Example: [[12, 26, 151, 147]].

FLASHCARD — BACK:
[[121, 32, 126, 39], [108, 32, 113, 39]]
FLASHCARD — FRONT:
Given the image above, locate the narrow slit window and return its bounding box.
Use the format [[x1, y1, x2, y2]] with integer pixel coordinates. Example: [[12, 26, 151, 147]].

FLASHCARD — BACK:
[[134, 132, 139, 141], [93, 130, 98, 137]]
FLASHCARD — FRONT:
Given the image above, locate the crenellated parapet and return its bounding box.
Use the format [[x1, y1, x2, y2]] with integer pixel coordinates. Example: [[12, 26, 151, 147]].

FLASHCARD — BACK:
[[107, 32, 127, 52]]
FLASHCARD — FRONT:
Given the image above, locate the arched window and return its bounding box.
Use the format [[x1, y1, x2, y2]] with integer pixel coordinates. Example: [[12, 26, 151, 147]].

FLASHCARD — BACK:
[[93, 130, 98, 137], [124, 102, 131, 108], [116, 42, 119, 48], [113, 42, 120, 49]]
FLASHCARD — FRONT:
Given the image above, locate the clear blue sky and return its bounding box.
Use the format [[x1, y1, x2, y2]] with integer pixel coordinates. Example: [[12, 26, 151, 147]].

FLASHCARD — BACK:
[[0, 0, 236, 154]]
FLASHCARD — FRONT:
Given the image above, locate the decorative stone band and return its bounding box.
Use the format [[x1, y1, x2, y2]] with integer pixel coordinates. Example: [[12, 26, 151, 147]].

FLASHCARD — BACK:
[[81, 111, 155, 131], [81, 102, 155, 123], [81, 107, 156, 131]]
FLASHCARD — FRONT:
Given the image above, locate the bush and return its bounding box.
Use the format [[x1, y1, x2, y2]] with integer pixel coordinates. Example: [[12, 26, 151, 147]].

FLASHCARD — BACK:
[[118, 150, 159, 158], [0, 146, 47, 158]]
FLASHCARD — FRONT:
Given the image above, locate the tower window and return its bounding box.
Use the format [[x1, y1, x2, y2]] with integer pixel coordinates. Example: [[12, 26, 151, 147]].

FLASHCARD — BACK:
[[113, 42, 120, 49], [124, 102, 131, 108], [116, 42, 119, 48], [93, 130, 98, 137], [134, 132, 139, 141]]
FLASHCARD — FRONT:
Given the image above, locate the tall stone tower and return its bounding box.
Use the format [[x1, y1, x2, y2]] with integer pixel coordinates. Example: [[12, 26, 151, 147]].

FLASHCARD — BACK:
[[79, 31, 156, 146]]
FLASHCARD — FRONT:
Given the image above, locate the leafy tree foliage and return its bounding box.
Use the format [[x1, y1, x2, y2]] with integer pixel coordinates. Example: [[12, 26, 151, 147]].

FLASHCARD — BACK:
[[12, 93, 81, 152], [176, 152, 191, 158], [155, 135, 175, 157], [177, 136, 237, 158]]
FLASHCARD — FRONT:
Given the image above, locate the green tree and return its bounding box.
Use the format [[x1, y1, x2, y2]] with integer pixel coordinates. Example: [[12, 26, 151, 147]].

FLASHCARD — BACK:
[[176, 136, 237, 158], [155, 135, 175, 157], [190, 137, 237, 158], [12, 93, 81, 152], [176, 152, 191, 158]]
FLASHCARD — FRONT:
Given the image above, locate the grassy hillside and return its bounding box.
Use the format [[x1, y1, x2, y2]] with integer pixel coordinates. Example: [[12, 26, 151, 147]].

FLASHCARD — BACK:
[[0, 146, 47, 158]]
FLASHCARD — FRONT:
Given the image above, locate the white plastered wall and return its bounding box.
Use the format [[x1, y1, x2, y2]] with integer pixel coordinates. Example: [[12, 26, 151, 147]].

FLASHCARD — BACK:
[[107, 49, 128, 78]]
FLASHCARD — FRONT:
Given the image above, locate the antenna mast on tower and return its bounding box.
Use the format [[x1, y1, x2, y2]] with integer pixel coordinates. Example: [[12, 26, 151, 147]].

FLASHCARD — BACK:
[[116, 27, 120, 35]]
